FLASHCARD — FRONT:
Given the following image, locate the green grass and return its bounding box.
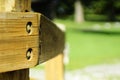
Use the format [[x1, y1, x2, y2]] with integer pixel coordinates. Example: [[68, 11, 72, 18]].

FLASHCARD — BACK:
[[85, 14, 108, 21], [54, 19, 120, 70]]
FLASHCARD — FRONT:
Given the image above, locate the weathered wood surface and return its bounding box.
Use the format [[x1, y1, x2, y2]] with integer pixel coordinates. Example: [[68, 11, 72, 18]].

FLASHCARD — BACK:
[[0, 12, 39, 72], [0, 69, 29, 80], [39, 15, 65, 63], [0, 2, 65, 80], [0, 12, 65, 73], [0, 0, 31, 79], [0, 0, 31, 12]]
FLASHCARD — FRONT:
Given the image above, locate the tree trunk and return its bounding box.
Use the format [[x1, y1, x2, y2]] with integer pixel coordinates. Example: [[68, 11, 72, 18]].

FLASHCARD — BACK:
[[74, 0, 84, 23]]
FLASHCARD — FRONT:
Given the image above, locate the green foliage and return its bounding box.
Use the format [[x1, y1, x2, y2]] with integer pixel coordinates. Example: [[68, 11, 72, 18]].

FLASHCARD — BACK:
[[115, 0, 120, 8], [57, 0, 120, 21], [91, 0, 107, 14]]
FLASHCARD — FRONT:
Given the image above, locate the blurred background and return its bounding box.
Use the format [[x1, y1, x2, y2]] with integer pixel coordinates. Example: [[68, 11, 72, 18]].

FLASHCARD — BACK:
[[31, 0, 120, 80]]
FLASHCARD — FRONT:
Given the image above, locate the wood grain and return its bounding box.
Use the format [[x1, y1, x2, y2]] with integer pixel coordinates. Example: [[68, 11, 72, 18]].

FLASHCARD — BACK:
[[0, 12, 40, 73], [0, 0, 31, 12], [45, 53, 64, 80], [0, 0, 65, 75], [0, 69, 29, 80], [0, 1, 30, 80], [0, 12, 65, 73], [39, 15, 65, 63]]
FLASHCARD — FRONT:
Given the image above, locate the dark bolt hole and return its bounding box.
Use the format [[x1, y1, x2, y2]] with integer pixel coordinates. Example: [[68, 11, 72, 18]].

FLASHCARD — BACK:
[[25, 10, 29, 12], [26, 22, 32, 34], [26, 48, 33, 60]]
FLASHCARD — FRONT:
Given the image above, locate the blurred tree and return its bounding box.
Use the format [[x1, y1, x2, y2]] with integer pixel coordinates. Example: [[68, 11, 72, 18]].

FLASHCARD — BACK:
[[32, 0, 75, 19], [56, 0, 75, 17], [32, 0, 60, 20], [31, 0, 120, 21], [103, 0, 116, 21], [89, 0, 120, 21], [74, 0, 84, 23]]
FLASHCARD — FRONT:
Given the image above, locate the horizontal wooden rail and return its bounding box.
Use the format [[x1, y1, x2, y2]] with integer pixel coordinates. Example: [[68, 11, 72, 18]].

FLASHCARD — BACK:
[[0, 12, 65, 73]]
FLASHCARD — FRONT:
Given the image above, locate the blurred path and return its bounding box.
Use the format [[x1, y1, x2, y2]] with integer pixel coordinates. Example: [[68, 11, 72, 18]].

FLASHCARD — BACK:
[[30, 63, 120, 80]]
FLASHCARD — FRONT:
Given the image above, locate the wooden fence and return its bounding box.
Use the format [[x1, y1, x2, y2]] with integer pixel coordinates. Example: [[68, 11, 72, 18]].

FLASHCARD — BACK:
[[0, 0, 65, 80]]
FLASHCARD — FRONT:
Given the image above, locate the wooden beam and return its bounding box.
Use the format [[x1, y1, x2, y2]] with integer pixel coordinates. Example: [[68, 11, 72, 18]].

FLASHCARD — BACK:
[[45, 22, 65, 80], [39, 15, 65, 63], [15, 0, 31, 12], [0, 69, 29, 80], [45, 53, 64, 80], [0, 1, 65, 80], [0, 0, 31, 12], [0, 12, 65, 72], [0, 12, 40, 73], [0, 0, 31, 80]]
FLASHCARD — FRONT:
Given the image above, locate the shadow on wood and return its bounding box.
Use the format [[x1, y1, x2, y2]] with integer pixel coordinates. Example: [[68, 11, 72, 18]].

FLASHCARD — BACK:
[[39, 15, 65, 63]]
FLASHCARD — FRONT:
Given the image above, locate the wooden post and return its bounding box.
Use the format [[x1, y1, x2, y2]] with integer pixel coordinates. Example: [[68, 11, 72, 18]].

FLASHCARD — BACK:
[[45, 23, 65, 80], [0, 0, 31, 80], [45, 53, 64, 80], [0, 0, 65, 80], [0, 69, 29, 80], [0, 0, 31, 12]]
